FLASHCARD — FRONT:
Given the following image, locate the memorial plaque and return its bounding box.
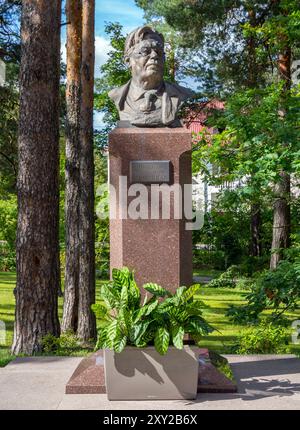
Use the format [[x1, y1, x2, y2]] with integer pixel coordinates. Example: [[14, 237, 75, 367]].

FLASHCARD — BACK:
[[130, 160, 171, 184]]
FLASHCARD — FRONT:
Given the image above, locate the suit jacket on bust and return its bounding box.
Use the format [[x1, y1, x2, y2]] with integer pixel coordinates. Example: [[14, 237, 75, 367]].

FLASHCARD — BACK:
[[108, 80, 194, 127]]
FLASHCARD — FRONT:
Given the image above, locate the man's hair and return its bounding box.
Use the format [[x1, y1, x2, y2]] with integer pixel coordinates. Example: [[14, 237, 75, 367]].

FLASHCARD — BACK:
[[124, 26, 164, 61]]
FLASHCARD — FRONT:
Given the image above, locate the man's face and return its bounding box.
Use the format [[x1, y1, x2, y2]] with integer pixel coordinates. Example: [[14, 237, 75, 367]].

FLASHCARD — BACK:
[[129, 36, 165, 87]]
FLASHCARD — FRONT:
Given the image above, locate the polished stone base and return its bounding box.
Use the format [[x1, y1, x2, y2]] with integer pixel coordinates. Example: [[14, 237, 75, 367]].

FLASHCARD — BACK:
[[65, 349, 237, 395], [109, 128, 193, 294], [65, 351, 105, 394]]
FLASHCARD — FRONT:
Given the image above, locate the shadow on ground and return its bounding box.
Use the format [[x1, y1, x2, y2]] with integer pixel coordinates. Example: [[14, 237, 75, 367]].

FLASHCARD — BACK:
[[186, 357, 300, 404]]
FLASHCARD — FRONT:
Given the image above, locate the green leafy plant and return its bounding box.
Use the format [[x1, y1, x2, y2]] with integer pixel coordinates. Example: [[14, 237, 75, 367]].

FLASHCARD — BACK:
[[41, 331, 90, 356], [92, 267, 213, 355], [234, 320, 290, 354], [208, 265, 240, 288], [227, 252, 300, 324]]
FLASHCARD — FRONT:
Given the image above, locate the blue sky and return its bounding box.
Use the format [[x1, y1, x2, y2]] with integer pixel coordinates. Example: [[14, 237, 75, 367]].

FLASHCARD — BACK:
[[95, 0, 144, 37]]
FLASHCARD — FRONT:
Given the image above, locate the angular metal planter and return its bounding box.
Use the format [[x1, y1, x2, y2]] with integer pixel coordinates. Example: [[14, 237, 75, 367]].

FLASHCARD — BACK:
[[104, 345, 199, 400]]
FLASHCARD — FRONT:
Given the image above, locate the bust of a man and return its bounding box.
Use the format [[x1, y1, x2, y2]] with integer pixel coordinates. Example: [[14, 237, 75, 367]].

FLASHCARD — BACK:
[[108, 26, 194, 128]]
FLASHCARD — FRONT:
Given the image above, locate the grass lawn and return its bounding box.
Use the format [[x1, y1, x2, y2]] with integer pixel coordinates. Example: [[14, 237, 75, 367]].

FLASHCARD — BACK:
[[1, 271, 300, 366]]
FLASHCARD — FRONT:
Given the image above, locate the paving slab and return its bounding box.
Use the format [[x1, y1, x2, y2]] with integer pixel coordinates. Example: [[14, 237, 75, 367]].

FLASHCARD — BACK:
[[0, 354, 300, 410], [0, 357, 82, 410]]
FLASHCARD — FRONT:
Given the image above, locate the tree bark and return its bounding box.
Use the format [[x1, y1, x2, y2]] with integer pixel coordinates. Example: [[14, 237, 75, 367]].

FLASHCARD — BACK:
[[270, 44, 291, 269], [12, 0, 61, 355], [77, 0, 96, 341], [270, 171, 291, 269], [62, 0, 82, 333]]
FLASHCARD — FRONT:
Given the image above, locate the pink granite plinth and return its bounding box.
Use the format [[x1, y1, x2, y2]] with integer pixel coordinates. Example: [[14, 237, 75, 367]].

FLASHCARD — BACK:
[[65, 350, 105, 394], [65, 349, 237, 395], [109, 128, 193, 293]]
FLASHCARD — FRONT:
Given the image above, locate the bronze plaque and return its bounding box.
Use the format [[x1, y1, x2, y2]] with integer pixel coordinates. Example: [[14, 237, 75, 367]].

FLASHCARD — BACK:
[[130, 160, 171, 184]]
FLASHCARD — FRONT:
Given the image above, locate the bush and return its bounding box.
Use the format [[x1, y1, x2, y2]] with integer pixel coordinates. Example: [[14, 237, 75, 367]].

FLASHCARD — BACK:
[[238, 255, 270, 277], [193, 248, 226, 271], [0, 197, 17, 248], [41, 332, 88, 355], [235, 277, 255, 290], [227, 256, 300, 324], [234, 321, 290, 354], [0, 245, 16, 271], [208, 265, 240, 288]]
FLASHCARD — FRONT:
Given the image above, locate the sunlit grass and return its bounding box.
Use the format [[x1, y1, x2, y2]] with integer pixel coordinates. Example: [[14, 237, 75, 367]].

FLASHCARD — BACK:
[[197, 285, 300, 354], [1, 271, 299, 366]]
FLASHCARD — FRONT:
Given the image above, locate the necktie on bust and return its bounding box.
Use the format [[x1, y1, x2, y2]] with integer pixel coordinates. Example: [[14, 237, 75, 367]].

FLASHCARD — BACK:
[[139, 90, 158, 113]]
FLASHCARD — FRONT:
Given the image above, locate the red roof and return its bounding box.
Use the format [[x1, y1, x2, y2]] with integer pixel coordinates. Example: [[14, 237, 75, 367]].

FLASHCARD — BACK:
[[183, 99, 224, 133]]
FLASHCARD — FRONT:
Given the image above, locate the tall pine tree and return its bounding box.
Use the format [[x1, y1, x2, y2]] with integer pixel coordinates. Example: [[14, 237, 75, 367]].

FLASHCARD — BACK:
[[12, 0, 61, 354]]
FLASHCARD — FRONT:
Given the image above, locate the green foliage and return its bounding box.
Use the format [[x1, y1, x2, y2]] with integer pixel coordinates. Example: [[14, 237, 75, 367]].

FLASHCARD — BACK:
[[193, 192, 272, 271], [234, 320, 290, 354], [227, 245, 300, 324], [0, 351, 14, 367], [0, 196, 17, 248], [0, 196, 17, 271], [208, 265, 240, 288], [0, 64, 19, 196], [192, 82, 299, 271], [94, 22, 131, 149], [94, 152, 109, 278], [193, 248, 226, 271], [93, 267, 213, 355], [41, 332, 89, 356], [193, 84, 300, 189], [137, 0, 300, 95], [0, 247, 15, 271]]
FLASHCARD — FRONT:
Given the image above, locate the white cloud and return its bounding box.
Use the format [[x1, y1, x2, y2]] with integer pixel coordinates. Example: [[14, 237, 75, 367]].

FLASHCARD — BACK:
[[94, 36, 110, 77], [94, 111, 105, 130], [61, 40, 66, 64], [61, 36, 111, 78]]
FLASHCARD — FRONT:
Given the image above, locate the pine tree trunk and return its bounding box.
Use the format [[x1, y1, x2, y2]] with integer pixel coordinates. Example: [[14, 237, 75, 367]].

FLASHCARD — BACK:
[[270, 171, 291, 269], [12, 0, 61, 355], [62, 0, 82, 333], [77, 0, 96, 341], [270, 45, 291, 270]]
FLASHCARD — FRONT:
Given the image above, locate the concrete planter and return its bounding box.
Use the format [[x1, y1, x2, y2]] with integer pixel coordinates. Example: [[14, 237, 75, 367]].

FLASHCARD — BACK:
[[104, 345, 199, 400]]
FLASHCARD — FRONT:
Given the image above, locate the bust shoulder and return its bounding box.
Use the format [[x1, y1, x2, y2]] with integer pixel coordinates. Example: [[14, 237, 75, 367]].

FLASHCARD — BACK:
[[108, 80, 194, 105], [108, 81, 131, 108], [164, 82, 195, 102]]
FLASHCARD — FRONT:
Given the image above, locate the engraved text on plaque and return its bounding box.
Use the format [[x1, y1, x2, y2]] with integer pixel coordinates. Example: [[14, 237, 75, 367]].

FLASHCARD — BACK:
[[130, 160, 171, 184]]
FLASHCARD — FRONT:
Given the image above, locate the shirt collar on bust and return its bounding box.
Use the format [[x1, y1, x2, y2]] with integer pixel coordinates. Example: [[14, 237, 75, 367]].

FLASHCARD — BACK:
[[129, 80, 165, 101]]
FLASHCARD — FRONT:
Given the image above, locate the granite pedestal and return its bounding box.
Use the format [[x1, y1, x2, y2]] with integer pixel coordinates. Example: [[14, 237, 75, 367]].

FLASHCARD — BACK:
[[109, 128, 193, 293], [65, 349, 237, 395]]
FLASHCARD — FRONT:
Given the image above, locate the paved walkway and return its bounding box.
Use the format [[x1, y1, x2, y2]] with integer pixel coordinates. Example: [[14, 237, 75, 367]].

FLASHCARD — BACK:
[[0, 354, 300, 410], [193, 276, 213, 284]]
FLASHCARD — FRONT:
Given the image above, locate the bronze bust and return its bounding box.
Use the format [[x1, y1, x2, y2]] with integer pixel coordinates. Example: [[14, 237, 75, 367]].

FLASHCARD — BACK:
[[108, 26, 194, 128]]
